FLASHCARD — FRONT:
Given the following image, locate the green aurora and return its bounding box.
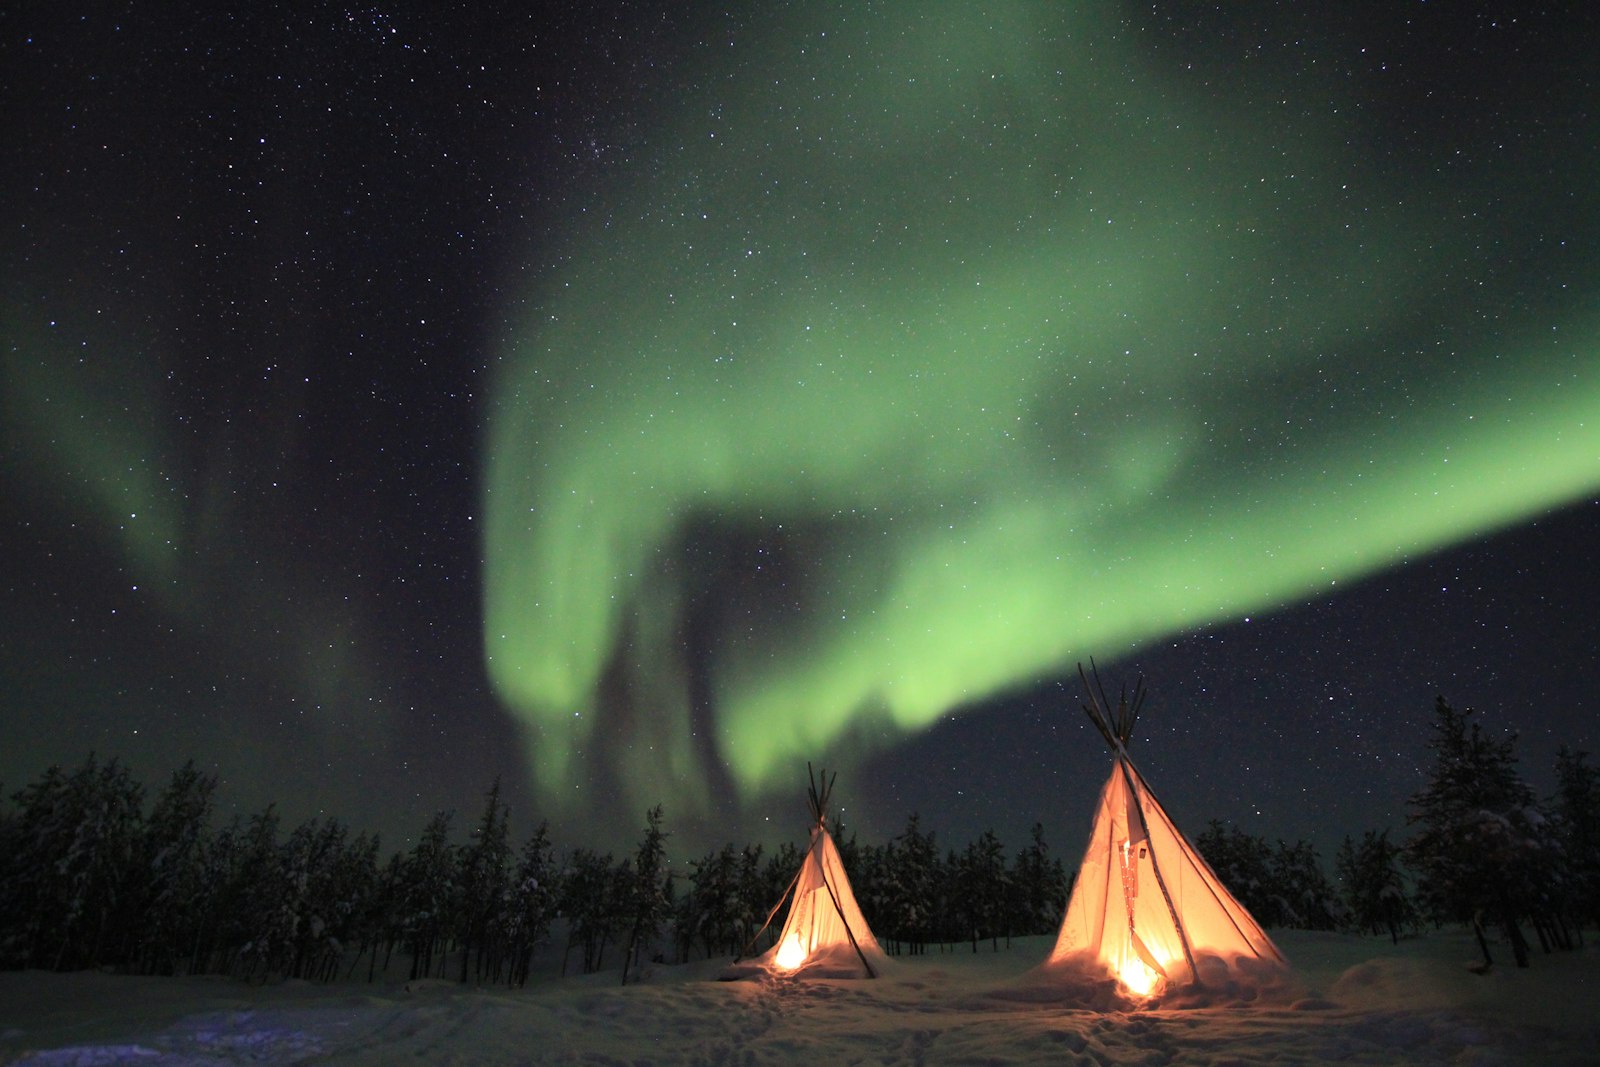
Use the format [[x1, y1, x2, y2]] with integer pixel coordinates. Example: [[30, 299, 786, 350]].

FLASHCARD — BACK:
[[484, 5, 1600, 822]]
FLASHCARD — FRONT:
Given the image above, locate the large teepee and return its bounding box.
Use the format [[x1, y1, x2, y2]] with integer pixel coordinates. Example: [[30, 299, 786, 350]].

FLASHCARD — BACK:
[[1046, 664, 1285, 998], [724, 766, 888, 979]]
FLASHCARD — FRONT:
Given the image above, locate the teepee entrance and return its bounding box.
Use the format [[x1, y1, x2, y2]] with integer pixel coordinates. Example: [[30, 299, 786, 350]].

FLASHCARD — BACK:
[[1048, 664, 1285, 997], [724, 765, 887, 979]]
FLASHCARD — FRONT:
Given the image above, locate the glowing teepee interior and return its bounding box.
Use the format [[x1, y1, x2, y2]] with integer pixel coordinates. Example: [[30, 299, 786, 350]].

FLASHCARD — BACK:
[[1047, 664, 1286, 998], [725, 765, 887, 979]]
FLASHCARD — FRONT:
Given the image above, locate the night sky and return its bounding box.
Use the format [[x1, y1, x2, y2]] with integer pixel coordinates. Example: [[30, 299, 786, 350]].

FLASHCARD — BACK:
[[4, 3, 1598, 864]]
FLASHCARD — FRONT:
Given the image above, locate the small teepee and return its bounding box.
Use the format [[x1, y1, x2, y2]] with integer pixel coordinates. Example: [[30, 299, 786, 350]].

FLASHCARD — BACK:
[[723, 765, 888, 979], [1045, 664, 1285, 999]]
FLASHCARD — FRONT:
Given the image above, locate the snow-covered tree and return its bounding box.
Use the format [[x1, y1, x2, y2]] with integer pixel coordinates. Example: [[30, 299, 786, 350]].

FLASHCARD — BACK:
[[1408, 695, 1550, 968], [732, 844, 766, 956], [1336, 829, 1414, 942], [187, 813, 240, 973], [300, 819, 372, 981], [887, 813, 939, 954], [685, 844, 742, 959], [136, 760, 217, 975], [952, 829, 1009, 951], [400, 810, 458, 981], [504, 822, 557, 987], [225, 805, 288, 977], [0, 763, 71, 967], [458, 779, 512, 983], [1196, 821, 1276, 924], [1267, 838, 1342, 931], [1010, 822, 1069, 936], [326, 829, 382, 981], [621, 804, 669, 985], [849, 840, 893, 950], [1550, 747, 1600, 934], [561, 847, 619, 975], [33, 756, 146, 970]]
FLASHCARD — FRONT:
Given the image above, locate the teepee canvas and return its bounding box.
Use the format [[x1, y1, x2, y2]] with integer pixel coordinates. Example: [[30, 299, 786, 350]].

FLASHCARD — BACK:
[[1047, 665, 1285, 998], [724, 766, 888, 979]]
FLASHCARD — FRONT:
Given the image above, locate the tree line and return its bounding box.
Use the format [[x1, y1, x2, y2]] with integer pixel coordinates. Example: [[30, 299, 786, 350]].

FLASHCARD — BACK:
[[2, 694, 1596, 982], [0, 758, 1068, 985], [1196, 696, 1600, 970]]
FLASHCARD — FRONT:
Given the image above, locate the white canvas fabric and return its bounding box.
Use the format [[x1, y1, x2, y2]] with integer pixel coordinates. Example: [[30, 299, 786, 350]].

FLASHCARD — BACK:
[[725, 823, 888, 979], [1048, 752, 1284, 997]]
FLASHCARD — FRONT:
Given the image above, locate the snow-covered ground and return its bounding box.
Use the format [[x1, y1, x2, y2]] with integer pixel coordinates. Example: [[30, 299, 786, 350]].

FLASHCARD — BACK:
[[2, 930, 1595, 1065]]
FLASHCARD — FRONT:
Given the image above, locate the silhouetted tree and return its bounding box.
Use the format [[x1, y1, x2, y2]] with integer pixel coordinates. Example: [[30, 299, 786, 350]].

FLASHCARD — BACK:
[[953, 829, 1009, 951], [1010, 822, 1069, 936], [686, 844, 742, 958], [332, 830, 384, 982], [1408, 696, 1549, 968], [1196, 821, 1277, 924], [505, 822, 557, 986], [621, 804, 670, 985], [888, 813, 939, 954], [459, 779, 512, 983], [732, 844, 766, 954], [561, 848, 617, 974], [400, 811, 458, 980], [1336, 829, 1414, 942], [226, 806, 288, 978], [1549, 747, 1600, 938], [136, 761, 217, 974], [1267, 839, 1341, 930]]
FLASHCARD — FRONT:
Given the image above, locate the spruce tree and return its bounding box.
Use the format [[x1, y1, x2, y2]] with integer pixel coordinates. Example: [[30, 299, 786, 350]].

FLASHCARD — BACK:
[[1196, 821, 1276, 925], [1267, 839, 1340, 931], [687, 843, 742, 958], [331, 830, 382, 982], [560, 848, 616, 975], [1552, 747, 1600, 932], [49, 756, 145, 970], [401, 811, 457, 981], [621, 804, 669, 985], [1336, 829, 1413, 943], [1407, 696, 1546, 967], [892, 813, 938, 954], [506, 822, 557, 987], [1, 763, 71, 967], [954, 829, 1008, 951], [1011, 822, 1068, 936], [459, 779, 512, 983], [226, 805, 284, 977], [850, 841, 892, 950], [138, 760, 217, 974], [733, 844, 765, 956]]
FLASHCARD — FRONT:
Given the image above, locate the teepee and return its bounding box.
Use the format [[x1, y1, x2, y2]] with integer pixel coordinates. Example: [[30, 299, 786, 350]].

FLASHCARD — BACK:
[[1047, 664, 1285, 998], [724, 765, 888, 979]]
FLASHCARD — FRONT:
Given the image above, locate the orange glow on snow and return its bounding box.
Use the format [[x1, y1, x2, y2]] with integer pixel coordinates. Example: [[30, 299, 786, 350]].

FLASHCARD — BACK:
[[775, 932, 807, 970]]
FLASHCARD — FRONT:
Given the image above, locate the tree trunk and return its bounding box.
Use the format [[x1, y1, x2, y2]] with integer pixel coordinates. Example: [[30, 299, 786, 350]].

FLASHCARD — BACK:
[[1496, 885, 1530, 968], [1471, 914, 1494, 969], [1532, 917, 1551, 954]]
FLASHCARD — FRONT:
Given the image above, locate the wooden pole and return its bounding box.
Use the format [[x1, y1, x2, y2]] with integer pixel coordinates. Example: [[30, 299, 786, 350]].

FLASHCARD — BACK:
[[1119, 756, 1199, 987], [816, 833, 876, 978], [734, 863, 803, 963]]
